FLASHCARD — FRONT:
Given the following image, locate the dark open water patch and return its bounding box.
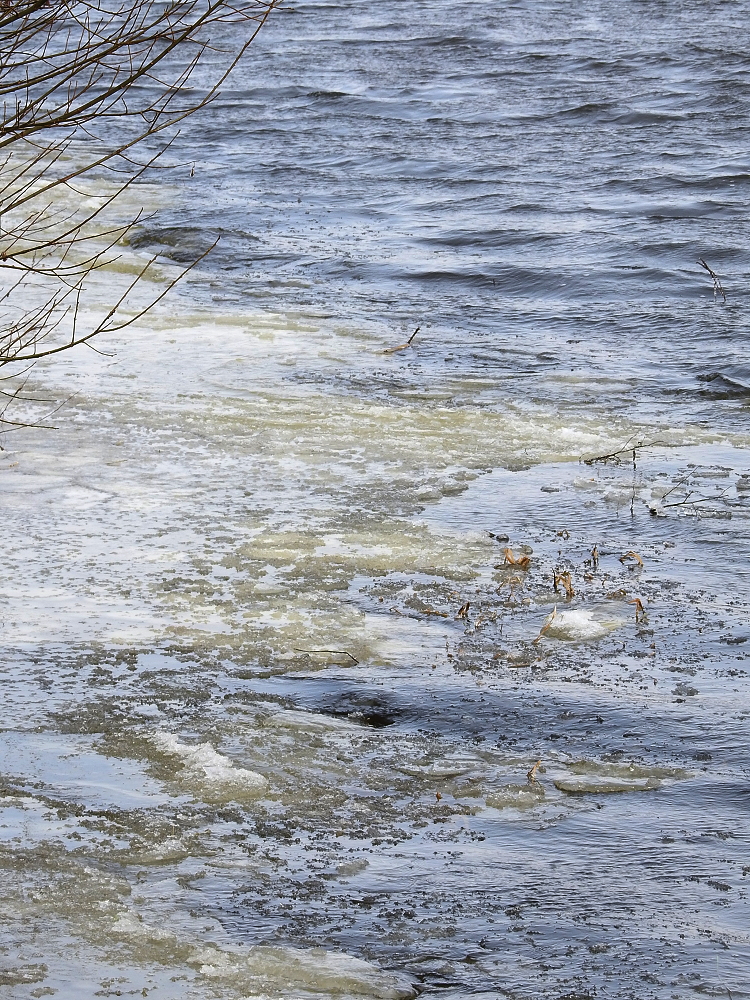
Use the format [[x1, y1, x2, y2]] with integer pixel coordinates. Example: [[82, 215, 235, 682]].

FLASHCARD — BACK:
[[697, 373, 750, 400], [163, 0, 750, 433]]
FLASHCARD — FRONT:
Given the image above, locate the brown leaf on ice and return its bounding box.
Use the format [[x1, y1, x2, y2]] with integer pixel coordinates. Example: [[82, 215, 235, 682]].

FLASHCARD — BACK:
[[619, 550, 644, 567], [527, 759, 542, 784], [294, 648, 359, 664], [456, 602, 471, 619], [504, 548, 530, 569], [533, 606, 557, 644], [553, 571, 575, 598], [629, 598, 646, 622]]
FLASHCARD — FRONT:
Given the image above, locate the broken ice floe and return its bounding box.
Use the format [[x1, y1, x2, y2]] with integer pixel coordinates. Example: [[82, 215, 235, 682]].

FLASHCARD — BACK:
[[151, 733, 268, 802]]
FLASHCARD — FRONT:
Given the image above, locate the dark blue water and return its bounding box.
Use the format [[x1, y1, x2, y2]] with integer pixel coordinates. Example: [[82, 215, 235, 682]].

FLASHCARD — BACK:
[[144, 0, 750, 430]]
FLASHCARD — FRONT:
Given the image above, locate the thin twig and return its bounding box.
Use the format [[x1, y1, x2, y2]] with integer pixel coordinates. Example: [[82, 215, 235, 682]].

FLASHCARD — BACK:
[[293, 648, 359, 664], [698, 258, 726, 303], [383, 326, 421, 354], [582, 436, 671, 466]]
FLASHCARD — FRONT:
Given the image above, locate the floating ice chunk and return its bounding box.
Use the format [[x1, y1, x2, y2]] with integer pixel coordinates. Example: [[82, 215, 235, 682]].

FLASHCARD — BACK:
[[554, 761, 689, 795], [152, 733, 267, 802], [540, 608, 624, 642], [398, 754, 480, 778], [111, 911, 179, 948], [264, 709, 361, 733], [485, 783, 545, 810], [123, 837, 191, 865], [555, 775, 661, 794], [195, 943, 418, 999], [109, 910, 416, 996]]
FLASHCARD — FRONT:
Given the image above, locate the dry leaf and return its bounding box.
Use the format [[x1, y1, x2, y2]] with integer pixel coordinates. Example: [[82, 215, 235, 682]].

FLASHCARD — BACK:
[[629, 597, 646, 622], [553, 572, 575, 598], [504, 548, 530, 569], [456, 602, 470, 619], [620, 550, 644, 567], [527, 759, 542, 783], [533, 606, 557, 644]]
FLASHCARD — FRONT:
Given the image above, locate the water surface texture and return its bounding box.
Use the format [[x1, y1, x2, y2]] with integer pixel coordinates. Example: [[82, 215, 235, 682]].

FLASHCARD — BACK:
[[2, 2, 750, 998]]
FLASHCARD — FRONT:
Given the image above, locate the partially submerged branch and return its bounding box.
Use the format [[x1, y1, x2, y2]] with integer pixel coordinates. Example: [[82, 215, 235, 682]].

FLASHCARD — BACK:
[[582, 437, 673, 467], [0, 0, 281, 419], [383, 326, 420, 354], [697, 258, 726, 303], [650, 466, 737, 517]]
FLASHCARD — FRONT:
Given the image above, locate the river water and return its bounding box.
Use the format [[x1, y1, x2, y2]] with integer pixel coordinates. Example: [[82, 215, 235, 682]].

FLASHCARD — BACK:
[[1, 1, 750, 997]]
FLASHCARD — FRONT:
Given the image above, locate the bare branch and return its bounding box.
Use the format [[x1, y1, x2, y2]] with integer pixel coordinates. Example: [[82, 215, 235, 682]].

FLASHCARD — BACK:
[[697, 258, 726, 303], [0, 0, 281, 423]]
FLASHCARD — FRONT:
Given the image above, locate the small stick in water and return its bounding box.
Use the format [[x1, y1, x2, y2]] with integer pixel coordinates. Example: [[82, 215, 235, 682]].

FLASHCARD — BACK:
[[697, 258, 726, 303], [383, 326, 420, 354], [294, 648, 359, 664]]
